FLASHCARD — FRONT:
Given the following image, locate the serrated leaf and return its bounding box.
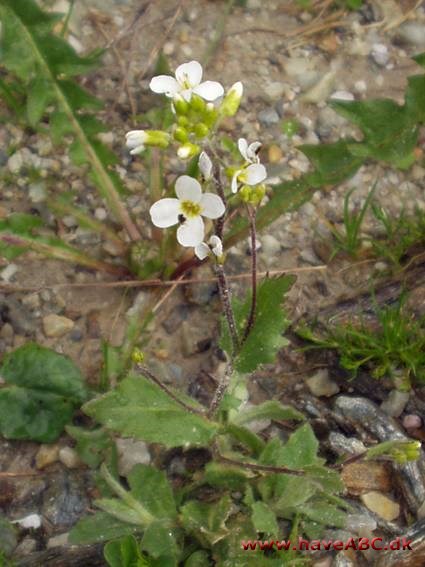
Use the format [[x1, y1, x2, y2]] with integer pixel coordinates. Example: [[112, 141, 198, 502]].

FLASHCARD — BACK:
[[0, 343, 88, 442], [50, 111, 74, 143], [69, 512, 140, 545], [128, 465, 177, 520], [60, 79, 104, 110], [27, 77, 52, 126], [221, 276, 294, 373], [104, 535, 148, 567], [232, 401, 304, 426], [331, 99, 418, 168], [83, 375, 218, 448], [250, 502, 279, 535], [274, 423, 319, 469]]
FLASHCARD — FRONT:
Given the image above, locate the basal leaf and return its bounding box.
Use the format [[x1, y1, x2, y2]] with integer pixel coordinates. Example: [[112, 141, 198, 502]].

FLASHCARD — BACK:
[[221, 276, 294, 373], [405, 74, 425, 123], [413, 52, 425, 68], [275, 423, 319, 469], [204, 462, 252, 489], [1, 342, 88, 403], [65, 425, 114, 469], [232, 401, 304, 426], [95, 499, 147, 527], [104, 535, 148, 567], [141, 521, 180, 560], [299, 140, 363, 184], [128, 465, 177, 520], [250, 501, 279, 535], [0, 343, 88, 442], [83, 375, 218, 448], [68, 512, 140, 545]]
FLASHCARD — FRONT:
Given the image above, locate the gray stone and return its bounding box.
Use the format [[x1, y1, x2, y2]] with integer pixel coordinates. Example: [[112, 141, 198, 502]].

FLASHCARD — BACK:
[[328, 432, 366, 457], [1, 298, 35, 335], [301, 71, 336, 104], [258, 108, 280, 127], [1, 264, 18, 282], [371, 43, 390, 66], [381, 389, 410, 417], [59, 447, 82, 469], [42, 473, 89, 527], [29, 182, 47, 203], [395, 22, 425, 47], [261, 234, 281, 257], [306, 369, 340, 397], [116, 438, 151, 477]]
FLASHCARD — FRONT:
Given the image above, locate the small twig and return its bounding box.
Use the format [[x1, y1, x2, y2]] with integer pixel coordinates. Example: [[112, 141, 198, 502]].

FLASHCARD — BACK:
[[242, 206, 257, 344], [136, 363, 205, 416], [217, 454, 306, 477], [330, 450, 368, 470], [216, 263, 239, 356], [208, 362, 233, 418]]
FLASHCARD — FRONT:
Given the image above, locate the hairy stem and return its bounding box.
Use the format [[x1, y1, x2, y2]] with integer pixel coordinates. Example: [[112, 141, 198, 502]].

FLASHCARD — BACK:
[[216, 263, 239, 356], [242, 206, 257, 343], [208, 362, 233, 418]]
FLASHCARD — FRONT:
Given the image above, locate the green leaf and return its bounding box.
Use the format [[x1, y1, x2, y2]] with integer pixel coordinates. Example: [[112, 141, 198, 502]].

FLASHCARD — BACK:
[[180, 496, 233, 546], [65, 425, 114, 469], [104, 535, 148, 567], [185, 551, 210, 567], [405, 74, 425, 123], [225, 424, 265, 455], [204, 461, 251, 489], [413, 52, 425, 68], [250, 502, 279, 535], [298, 500, 346, 528], [68, 512, 140, 545], [26, 77, 52, 126], [0, 343, 88, 442], [0, 515, 17, 556], [128, 465, 177, 520], [331, 99, 418, 168], [232, 401, 305, 427], [220, 276, 294, 373], [141, 521, 180, 560], [299, 140, 364, 185], [95, 499, 147, 527], [273, 423, 319, 469], [83, 375, 218, 448]]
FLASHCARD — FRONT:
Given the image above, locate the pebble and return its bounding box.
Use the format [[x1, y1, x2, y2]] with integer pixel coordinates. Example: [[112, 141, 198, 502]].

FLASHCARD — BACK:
[[302, 71, 336, 104], [46, 532, 70, 549], [361, 491, 400, 521], [58, 447, 81, 469], [371, 44, 390, 67], [330, 90, 355, 101], [268, 144, 283, 163], [395, 22, 425, 47], [43, 314, 75, 338], [35, 444, 60, 469], [0, 323, 14, 345], [22, 293, 41, 310], [381, 390, 410, 417], [403, 415, 422, 430], [341, 462, 392, 494], [2, 298, 35, 335], [116, 438, 151, 477], [29, 182, 47, 203], [306, 369, 340, 397], [1, 264, 18, 282], [42, 474, 88, 527], [7, 148, 40, 174], [11, 513, 42, 530], [300, 248, 321, 266], [261, 234, 281, 257], [354, 80, 367, 93], [94, 207, 107, 221], [328, 432, 367, 456], [263, 82, 285, 101], [258, 108, 280, 126]]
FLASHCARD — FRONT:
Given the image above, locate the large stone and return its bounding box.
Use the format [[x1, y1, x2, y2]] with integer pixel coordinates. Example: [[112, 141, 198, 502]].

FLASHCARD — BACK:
[[43, 314, 74, 338], [361, 491, 400, 521]]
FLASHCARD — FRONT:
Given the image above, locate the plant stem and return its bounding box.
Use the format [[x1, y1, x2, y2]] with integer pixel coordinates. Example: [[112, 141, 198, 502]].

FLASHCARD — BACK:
[[217, 453, 306, 477], [242, 206, 257, 343], [208, 362, 233, 418], [136, 364, 205, 416], [216, 263, 239, 356]]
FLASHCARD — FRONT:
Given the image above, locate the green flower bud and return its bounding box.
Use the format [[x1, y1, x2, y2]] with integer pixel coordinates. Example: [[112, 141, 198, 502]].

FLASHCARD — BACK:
[[173, 95, 189, 115], [177, 115, 190, 128], [177, 143, 200, 160], [173, 126, 189, 143], [219, 81, 243, 117], [131, 348, 145, 364], [239, 184, 266, 206], [190, 94, 206, 113], [143, 130, 170, 149], [193, 123, 209, 138]]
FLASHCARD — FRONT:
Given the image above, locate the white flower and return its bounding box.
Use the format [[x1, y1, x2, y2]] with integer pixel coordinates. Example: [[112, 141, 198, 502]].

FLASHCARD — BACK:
[[149, 60, 224, 103], [194, 235, 223, 260], [238, 138, 262, 163], [231, 163, 267, 194], [150, 175, 225, 247], [198, 151, 213, 180], [126, 130, 147, 155]]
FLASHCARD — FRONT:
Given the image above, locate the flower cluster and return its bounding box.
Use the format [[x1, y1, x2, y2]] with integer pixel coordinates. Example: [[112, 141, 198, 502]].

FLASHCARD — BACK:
[[125, 60, 269, 261]]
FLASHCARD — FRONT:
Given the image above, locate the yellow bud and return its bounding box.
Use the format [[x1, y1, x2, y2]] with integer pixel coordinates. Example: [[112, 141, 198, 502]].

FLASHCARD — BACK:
[[173, 126, 189, 143], [131, 348, 145, 364], [193, 123, 209, 138]]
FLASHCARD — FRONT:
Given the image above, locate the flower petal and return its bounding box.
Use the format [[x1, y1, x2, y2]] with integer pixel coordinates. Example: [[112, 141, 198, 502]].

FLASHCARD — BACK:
[[193, 81, 224, 101], [200, 193, 225, 219], [177, 217, 204, 247], [238, 138, 249, 161], [247, 141, 262, 161], [244, 163, 267, 185], [209, 235, 223, 257], [149, 75, 180, 96], [175, 61, 203, 87], [126, 130, 146, 154], [198, 151, 213, 180], [194, 242, 210, 260], [149, 198, 180, 228], [175, 175, 202, 203], [231, 170, 241, 193]]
